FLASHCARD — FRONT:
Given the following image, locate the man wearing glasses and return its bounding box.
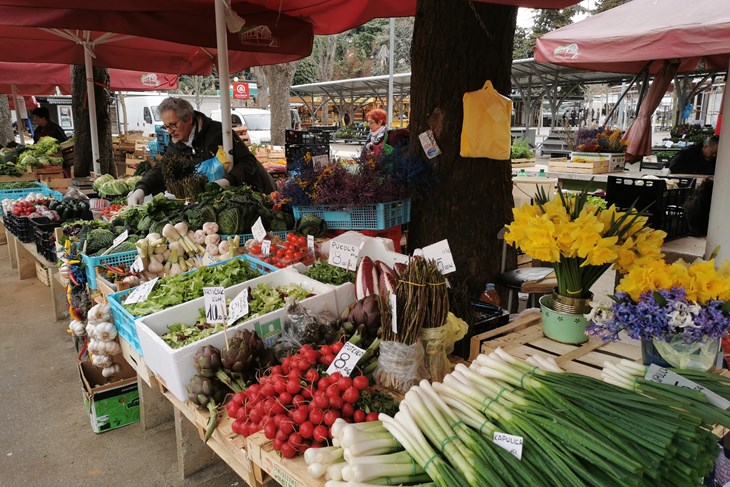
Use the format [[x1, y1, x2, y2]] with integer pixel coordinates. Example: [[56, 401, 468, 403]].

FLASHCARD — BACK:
[[128, 97, 274, 205]]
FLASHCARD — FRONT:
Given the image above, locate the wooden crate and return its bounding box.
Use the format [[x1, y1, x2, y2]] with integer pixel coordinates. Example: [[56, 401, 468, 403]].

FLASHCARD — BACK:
[[511, 158, 536, 168], [0, 174, 37, 183], [35, 260, 52, 286], [571, 152, 626, 171], [247, 431, 322, 487], [45, 178, 72, 193], [33, 165, 64, 179], [548, 158, 610, 174], [469, 314, 641, 378]]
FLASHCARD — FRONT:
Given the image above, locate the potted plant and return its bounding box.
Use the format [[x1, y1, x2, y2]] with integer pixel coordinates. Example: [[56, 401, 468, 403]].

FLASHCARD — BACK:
[[571, 126, 629, 171], [586, 257, 730, 370], [510, 137, 535, 165], [504, 187, 666, 344]]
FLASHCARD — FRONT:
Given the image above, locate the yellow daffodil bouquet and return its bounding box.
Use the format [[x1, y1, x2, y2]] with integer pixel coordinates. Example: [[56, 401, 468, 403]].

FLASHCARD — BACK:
[[504, 189, 667, 299]]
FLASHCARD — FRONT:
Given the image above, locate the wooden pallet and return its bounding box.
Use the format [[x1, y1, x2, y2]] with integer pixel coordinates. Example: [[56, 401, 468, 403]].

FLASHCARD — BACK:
[[470, 314, 641, 378], [247, 431, 323, 487], [511, 158, 536, 168], [548, 159, 610, 174]]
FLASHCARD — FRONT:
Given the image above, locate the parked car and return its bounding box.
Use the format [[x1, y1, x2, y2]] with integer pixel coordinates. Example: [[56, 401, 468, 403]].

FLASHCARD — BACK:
[[211, 108, 271, 145]]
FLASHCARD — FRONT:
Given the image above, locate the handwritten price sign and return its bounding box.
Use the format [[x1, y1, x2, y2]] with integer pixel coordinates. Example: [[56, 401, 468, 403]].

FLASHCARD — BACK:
[[228, 288, 249, 325], [422, 239, 456, 274], [328, 240, 359, 271], [326, 342, 367, 377], [124, 277, 159, 304], [203, 287, 227, 324]]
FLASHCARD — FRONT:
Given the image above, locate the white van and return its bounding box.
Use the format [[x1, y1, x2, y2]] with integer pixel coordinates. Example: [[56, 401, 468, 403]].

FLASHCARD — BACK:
[[211, 108, 272, 145]]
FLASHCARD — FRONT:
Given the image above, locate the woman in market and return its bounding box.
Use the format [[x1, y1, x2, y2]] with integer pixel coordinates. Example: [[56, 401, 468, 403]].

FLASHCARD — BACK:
[[362, 108, 388, 157], [127, 97, 274, 205], [30, 107, 67, 144]]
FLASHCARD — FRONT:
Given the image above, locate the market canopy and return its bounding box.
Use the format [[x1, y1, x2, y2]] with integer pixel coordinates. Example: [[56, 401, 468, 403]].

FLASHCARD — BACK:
[[534, 0, 730, 74], [0, 62, 179, 95]]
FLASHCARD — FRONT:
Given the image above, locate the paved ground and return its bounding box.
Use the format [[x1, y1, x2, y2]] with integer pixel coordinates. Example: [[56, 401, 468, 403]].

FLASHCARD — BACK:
[[0, 247, 241, 487]]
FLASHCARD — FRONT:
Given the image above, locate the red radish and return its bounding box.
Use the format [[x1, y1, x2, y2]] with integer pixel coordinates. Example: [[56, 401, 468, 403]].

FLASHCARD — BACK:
[[323, 410, 340, 426], [302, 385, 315, 399], [313, 425, 329, 442], [292, 394, 307, 409], [273, 380, 287, 394], [343, 386, 360, 404], [286, 379, 301, 395], [288, 433, 304, 451], [305, 369, 319, 383], [321, 354, 335, 366], [353, 375, 369, 391], [342, 403, 355, 418], [309, 408, 324, 425], [226, 401, 240, 418], [329, 396, 344, 410], [279, 419, 294, 435], [313, 394, 329, 410], [291, 407, 309, 424], [337, 376, 353, 391], [279, 392, 293, 405], [326, 383, 341, 399], [318, 377, 331, 391], [299, 421, 314, 439], [280, 443, 296, 458], [366, 412, 379, 422], [353, 409, 366, 423]]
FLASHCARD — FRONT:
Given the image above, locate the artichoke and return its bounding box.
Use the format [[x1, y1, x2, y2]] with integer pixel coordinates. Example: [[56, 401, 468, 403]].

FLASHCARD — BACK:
[[193, 345, 222, 378], [347, 294, 381, 336], [222, 330, 273, 385], [185, 374, 227, 442], [186, 375, 226, 408]]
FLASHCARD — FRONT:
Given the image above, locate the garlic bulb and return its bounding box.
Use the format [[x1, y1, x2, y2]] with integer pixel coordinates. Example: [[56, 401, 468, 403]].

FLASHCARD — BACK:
[[94, 322, 118, 342], [100, 340, 121, 356], [69, 320, 86, 337], [85, 323, 96, 338], [87, 303, 111, 325], [101, 363, 121, 378], [91, 354, 113, 368]]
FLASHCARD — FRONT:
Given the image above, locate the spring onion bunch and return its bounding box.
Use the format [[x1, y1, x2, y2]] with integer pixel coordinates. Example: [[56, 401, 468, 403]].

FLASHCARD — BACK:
[[602, 359, 730, 428], [381, 348, 719, 487]]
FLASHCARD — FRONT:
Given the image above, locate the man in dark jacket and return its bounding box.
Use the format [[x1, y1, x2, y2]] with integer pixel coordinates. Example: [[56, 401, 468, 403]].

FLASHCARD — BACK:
[[669, 135, 719, 175], [31, 107, 67, 143], [128, 97, 274, 204]]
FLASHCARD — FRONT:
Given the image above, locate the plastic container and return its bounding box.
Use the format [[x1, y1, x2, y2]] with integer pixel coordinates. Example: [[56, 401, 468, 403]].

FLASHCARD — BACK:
[[512, 176, 558, 208], [480, 283, 501, 307], [292, 199, 411, 230]]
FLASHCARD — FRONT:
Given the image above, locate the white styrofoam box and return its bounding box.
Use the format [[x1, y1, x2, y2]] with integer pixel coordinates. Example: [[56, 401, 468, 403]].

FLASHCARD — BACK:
[[320, 231, 409, 269], [332, 282, 356, 315], [136, 268, 339, 401]]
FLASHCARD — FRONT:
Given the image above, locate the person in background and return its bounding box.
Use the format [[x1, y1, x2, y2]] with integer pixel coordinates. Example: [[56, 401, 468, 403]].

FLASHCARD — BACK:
[[128, 97, 274, 205], [363, 108, 387, 154], [669, 135, 719, 175], [30, 107, 67, 144]]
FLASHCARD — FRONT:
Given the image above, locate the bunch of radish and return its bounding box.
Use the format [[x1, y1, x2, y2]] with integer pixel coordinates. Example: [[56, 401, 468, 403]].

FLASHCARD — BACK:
[[225, 342, 396, 458]]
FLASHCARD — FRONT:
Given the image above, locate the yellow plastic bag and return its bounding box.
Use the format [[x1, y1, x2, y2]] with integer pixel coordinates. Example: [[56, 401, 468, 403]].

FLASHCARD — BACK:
[[420, 312, 469, 383], [460, 80, 512, 159], [216, 145, 231, 171]]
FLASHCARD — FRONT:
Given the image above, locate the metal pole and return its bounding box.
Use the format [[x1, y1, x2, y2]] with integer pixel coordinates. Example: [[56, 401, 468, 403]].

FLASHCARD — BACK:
[[387, 18, 395, 128], [706, 57, 730, 260], [84, 43, 101, 175], [10, 84, 25, 146], [215, 0, 233, 156]]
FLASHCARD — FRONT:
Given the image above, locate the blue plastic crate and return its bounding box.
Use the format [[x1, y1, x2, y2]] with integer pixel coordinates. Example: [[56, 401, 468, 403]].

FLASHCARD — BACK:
[[155, 125, 171, 146], [241, 254, 279, 274], [221, 231, 289, 248], [0, 184, 62, 216], [292, 199, 411, 230], [108, 288, 142, 355], [82, 251, 138, 290]]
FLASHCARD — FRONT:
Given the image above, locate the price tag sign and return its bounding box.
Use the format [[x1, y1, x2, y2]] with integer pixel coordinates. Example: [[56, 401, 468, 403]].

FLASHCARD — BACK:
[[252, 217, 266, 243], [312, 154, 329, 169], [493, 432, 523, 460], [307, 235, 315, 253], [326, 341, 367, 377], [201, 252, 221, 266], [646, 364, 730, 409], [130, 255, 144, 273], [124, 277, 159, 305], [112, 230, 129, 249], [203, 287, 227, 324], [418, 130, 442, 159], [228, 288, 249, 325], [389, 291, 398, 334], [328, 240, 359, 271], [261, 239, 271, 256], [422, 239, 456, 274]]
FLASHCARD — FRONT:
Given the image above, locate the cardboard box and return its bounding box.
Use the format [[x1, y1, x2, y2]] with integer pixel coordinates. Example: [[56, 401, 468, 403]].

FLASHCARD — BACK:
[[136, 268, 342, 401], [79, 358, 140, 433]]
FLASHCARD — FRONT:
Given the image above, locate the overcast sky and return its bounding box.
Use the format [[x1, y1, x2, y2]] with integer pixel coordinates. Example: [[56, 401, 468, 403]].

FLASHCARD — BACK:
[[517, 1, 593, 29]]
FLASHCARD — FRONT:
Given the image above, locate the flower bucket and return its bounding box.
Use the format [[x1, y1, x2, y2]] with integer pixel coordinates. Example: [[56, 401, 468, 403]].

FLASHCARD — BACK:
[[652, 336, 721, 371], [640, 339, 671, 368], [539, 295, 589, 344]]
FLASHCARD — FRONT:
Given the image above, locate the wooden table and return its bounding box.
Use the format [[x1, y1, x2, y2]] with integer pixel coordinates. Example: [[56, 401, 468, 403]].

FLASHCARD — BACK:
[[3, 222, 67, 321], [469, 314, 642, 378]]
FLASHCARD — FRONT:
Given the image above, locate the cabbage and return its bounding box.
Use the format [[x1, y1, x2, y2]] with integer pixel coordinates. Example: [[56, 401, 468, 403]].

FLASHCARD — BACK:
[[19, 153, 40, 169], [99, 179, 130, 196], [92, 174, 115, 191], [124, 176, 142, 191], [33, 136, 61, 155], [47, 156, 64, 166]]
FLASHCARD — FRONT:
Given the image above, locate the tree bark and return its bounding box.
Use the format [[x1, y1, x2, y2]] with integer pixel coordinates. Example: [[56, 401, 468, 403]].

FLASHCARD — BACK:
[[408, 0, 517, 299], [71, 65, 116, 177], [0, 95, 13, 146], [250, 67, 269, 109], [262, 62, 298, 145]]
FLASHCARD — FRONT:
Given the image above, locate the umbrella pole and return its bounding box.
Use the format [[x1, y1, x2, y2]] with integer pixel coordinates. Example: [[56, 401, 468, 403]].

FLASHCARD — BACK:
[[706, 58, 730, 261], [10, 84, 25, 146], [215, 0, 233, 157], [387, 18, 394, 128], [83, 43, 101, 175]]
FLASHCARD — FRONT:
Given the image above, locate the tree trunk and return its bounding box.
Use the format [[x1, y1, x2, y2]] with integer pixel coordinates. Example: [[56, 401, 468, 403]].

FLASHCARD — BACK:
[[250, 67, 269, 109], [71, 65, 116, 177], [262, 62, 298, 145], [0, 95, 13, 146], [408, 0, 517, 299]]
